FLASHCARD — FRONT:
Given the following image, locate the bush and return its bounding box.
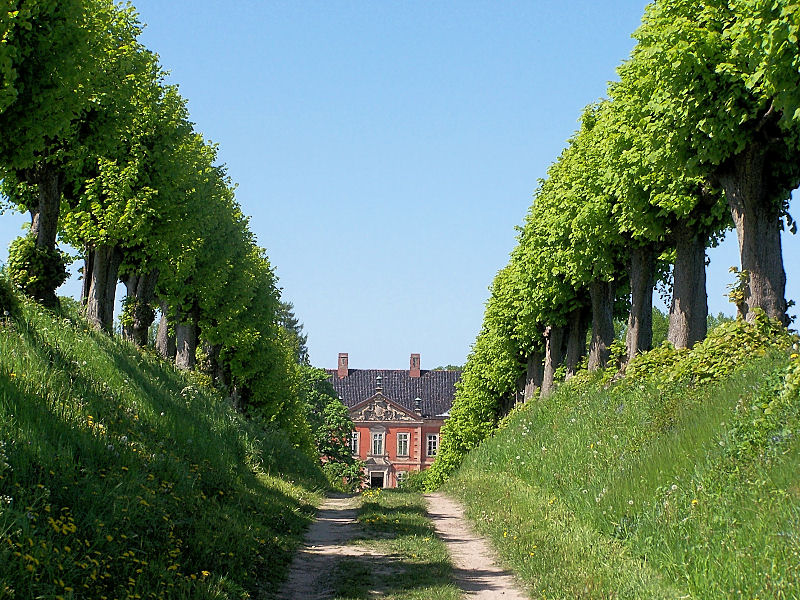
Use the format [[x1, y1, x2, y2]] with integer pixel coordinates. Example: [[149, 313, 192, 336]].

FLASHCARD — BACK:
[[624, 310, 796, 388], [322, 460, 365, 492], [6, 234, 68, 306], [398, 468, 429, 492]]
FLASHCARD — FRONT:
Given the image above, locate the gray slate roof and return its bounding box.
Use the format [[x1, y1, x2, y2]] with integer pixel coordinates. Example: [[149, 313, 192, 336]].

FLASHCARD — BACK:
[[325, 369, 461, 418]]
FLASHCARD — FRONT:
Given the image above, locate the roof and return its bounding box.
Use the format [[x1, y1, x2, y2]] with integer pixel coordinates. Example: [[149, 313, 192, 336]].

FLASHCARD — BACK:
[[325, 369, 461, 418]]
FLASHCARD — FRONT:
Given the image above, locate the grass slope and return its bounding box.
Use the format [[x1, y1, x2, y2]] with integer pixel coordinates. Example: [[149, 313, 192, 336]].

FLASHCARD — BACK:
[[446, 325, 800, 598], [0, 298, 327, 599]]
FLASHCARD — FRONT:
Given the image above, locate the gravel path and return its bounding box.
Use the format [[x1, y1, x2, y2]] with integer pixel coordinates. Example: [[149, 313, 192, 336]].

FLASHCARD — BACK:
[[425, 493, 528, 599]]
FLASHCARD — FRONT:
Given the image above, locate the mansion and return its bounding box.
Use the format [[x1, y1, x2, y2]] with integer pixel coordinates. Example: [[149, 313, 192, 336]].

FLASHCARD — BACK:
[[327, 353, 460, 488]]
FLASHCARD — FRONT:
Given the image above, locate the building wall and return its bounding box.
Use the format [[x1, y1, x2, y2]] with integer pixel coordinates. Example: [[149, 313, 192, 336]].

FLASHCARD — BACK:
[[353, 419, 444, 488]]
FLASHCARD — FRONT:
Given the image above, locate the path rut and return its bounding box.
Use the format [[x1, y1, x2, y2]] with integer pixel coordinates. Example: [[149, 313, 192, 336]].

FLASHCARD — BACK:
[[425, 493, 528, 599]]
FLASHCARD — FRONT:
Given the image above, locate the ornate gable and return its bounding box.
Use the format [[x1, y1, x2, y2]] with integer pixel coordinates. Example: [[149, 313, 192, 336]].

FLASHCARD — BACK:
[[350, 393, 422, 424]]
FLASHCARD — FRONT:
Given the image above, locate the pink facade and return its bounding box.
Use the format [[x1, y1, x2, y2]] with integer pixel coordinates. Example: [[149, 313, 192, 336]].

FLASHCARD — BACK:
[[348, 393, 444, 488], [327, 353, 459, 489]]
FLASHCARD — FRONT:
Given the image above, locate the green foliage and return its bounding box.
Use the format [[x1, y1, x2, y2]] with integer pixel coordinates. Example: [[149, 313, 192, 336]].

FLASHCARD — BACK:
[[0, 0, 93, 172], [624, 310, 796, 388], [299, 365, 364, 491], [0, 294, 326, 599], [725, 266, 750, 316], [5, 235, 68, 305], [278, 301, 309, 365], [706, 311, 734, 331], [652, 307, 669, 346], [118, 295, 156, 337]]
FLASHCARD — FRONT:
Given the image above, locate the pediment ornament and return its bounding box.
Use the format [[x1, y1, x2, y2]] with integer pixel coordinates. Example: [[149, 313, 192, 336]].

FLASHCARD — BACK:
[[353, 398, 417, 423]]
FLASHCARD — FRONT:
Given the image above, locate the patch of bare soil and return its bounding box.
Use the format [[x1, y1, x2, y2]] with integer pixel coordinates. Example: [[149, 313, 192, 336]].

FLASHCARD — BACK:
[[275, 493, 365, 599], [424, 493, 528, 599]]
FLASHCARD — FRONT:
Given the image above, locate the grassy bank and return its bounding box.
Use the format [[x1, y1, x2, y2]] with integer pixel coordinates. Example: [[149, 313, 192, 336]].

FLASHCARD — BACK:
[[445, 320, 800, 598], [330, 489, 460, 600], [0, 297, 327, 599]]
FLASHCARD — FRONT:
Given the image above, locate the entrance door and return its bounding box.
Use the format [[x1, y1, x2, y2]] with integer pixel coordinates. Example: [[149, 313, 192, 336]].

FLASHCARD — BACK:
[[370, 472, 384, 488]]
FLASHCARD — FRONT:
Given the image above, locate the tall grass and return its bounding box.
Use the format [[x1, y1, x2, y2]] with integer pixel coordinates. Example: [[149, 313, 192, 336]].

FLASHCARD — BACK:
[[446, 348, 800, 598], [0, 296, 327, 599]]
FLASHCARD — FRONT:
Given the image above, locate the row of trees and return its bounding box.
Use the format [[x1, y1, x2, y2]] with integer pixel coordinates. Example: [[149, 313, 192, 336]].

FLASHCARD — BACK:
[[0, 1, 357, 472], [428, 0, 800, 485]]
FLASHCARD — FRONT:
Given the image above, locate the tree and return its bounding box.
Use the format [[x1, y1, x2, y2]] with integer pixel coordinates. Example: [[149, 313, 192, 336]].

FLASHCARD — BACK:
[[621, 0, 799, 326], [0, 1, 144, 306], [299, 365, 363, 489], [278, 301, 309, 365]]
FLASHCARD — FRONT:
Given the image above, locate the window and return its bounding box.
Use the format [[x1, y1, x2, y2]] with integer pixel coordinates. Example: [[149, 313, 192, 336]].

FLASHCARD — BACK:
[[350, 431, 360, 455], [396, 471, 408, 486], [396, 432, 409, 457], [426, 434, 439, 457], [371, 432, 385, 455]]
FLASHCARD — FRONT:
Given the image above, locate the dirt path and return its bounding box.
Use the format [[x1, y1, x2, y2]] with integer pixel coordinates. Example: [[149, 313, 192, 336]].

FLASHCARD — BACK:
[[425, 493, 528, 599], [278, 492, 528, 599], [276, 493, 364, 600]]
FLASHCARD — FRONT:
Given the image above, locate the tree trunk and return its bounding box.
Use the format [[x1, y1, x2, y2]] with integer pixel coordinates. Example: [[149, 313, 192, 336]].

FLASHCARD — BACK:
[[523, 349, 544, 401], [718, 145, 788, 326], [541, 325, 564, 397], [626, 245, 655, 361], [564, 306, 588, 379], [200, 342, 225, 384], [588, 280, 615, 371], [121, 270, 159, 346], [81, 246, 93, 306], [29, 164, 63, 251], [85, 245, 122, 333], [23, 164, 65, 307], [668, 221, 708, 349], [155, 301, 176, 360], [175, 303, 199, 370]]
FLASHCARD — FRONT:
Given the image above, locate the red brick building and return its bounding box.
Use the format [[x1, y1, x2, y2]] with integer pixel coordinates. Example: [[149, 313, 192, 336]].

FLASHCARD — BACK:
[[327, 353, 460, 488]]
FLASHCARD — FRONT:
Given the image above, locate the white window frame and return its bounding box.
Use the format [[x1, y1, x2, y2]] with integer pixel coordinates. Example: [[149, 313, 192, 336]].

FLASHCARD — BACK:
[[371, 432, 385, 456], [350, 431, 360, 455], [396, 432, 410, 457], [396, 471, 408, 486], [426, 433, 439, 457]]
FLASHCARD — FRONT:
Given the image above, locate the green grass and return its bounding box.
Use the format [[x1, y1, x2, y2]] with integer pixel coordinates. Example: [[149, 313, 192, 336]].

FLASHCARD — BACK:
[[330, 489, 461, 600], [445, 350, 800, 599], [0, 297, 327, 599]]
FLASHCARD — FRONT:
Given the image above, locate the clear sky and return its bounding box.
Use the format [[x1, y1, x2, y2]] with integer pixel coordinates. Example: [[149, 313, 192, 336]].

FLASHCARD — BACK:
[[1, 1, 798, 369]]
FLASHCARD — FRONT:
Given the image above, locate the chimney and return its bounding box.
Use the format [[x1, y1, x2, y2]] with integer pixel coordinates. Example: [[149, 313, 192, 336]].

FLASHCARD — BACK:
[[410, 353, 421, 378], [337, 353, 349, 379]]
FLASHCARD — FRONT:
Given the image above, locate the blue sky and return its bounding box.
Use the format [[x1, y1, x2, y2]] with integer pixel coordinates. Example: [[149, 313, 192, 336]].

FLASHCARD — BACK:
[[1, 1, 798, 369]]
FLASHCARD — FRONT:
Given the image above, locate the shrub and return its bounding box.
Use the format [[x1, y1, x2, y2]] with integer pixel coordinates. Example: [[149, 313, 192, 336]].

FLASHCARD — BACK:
[[398, 468, 429, 492], [6, 234, 68, 306], [624, 311, 797, 389]]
